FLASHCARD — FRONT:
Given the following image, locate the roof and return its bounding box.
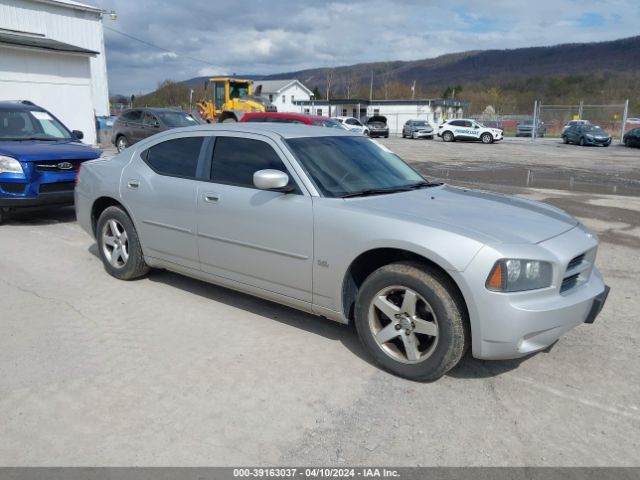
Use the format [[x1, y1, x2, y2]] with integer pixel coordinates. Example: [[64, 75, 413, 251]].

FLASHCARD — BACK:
[[33, 0, 104, 13], [0, 100, 44, 111], [0, 31, 99, 55], [161, 123, 357, 140], [294, 98, 468, 108], [253, 79, 313, 95]]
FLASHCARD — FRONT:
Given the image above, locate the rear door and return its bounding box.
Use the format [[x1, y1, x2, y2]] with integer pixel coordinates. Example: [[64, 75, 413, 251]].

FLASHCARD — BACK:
[[121, 132, 209, 270], [195, 133, 314, 302]]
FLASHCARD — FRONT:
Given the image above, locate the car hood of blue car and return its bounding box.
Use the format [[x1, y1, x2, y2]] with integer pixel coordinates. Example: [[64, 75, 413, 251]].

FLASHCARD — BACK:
[[0, 140, 101, 162]]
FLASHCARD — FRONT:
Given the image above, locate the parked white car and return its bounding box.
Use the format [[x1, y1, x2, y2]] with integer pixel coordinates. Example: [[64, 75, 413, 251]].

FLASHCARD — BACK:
[[437, 119, 503, 144], [334, 116, 369, 135]]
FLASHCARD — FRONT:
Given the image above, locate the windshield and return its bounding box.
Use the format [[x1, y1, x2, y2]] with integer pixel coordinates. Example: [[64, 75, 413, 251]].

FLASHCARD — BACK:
[[157, 111, 198, 127], [413, 121, 429, 127], [0, 109, 72, 140], [285, 136, 428, 198], [584, 126, 607, 134], [311, 119, 345, 129]]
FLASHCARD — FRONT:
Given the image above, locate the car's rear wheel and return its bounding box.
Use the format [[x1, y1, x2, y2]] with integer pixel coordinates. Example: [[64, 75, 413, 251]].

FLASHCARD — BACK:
[[442, 131, 454, 142], [579, 137, 586, 146], [116, 135, 129, 153], [354, 262, 468, 381], [481, 133, 493, 144], [96, 206, 149, 280], [625, 139, 631, 147]]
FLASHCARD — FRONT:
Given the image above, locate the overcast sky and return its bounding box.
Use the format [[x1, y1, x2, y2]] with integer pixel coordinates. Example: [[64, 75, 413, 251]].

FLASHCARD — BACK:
[[92, 0, 640, 95]]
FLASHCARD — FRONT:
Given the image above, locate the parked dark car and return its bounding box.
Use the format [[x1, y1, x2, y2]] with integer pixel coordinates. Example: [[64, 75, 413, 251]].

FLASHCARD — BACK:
[[366, 115, 389, 138], [112, 108, 200, 152], [562, 124, 611, 147], [0, 100, 101, 224], [516, 119, 546, 137], [623, 128, 640, 148], [402, 120, 434, 139]]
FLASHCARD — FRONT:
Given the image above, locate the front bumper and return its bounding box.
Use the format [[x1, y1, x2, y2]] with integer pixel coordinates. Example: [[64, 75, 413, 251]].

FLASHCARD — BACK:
[[0, 190, 74, 208], [455, 225, 609, 360], [411, 130, 434, 138], [585, 137, 611, 146]]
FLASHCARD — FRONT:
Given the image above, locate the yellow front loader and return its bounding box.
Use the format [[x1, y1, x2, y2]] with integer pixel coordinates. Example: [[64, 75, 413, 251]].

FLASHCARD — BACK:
[[195, 77, 277, 123]]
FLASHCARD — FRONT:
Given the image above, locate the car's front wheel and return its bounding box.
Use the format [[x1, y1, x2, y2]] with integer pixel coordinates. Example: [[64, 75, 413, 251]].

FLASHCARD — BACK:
[[96, 206, 149, 280], [579, 137, 586, 146], [481, 133, 493, 144], [354, 262, 468, 381], [116, 135, 129, 153], [562, 135, 569, 144], [442, 131, 454, 142]]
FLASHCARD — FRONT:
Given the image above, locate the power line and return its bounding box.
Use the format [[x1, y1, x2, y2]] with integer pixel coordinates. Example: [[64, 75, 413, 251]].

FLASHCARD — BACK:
[[103, 25, 220, 68]]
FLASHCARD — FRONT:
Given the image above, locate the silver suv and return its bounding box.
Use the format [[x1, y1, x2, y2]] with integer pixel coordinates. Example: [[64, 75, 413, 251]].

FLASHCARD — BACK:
[[76, 124, 609, 381]]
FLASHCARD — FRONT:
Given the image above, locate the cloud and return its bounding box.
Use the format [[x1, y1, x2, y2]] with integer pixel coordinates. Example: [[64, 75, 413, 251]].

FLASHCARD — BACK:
[[93, 0, 640, 94]]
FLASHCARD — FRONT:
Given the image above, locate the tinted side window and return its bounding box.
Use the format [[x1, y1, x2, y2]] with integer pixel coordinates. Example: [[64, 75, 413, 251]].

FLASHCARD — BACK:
[[144, 137, 204, 178], [211, 136, 297, 191], [122, 110, 142, 122], [449, 120, 463, 127]]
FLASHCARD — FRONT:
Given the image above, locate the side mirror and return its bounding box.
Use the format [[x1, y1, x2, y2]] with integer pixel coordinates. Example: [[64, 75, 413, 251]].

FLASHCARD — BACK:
[[153, 121, 160, 128], [253, 169, 291, 192], [474, 125, 479, 129], [72, 130, 84, 140]]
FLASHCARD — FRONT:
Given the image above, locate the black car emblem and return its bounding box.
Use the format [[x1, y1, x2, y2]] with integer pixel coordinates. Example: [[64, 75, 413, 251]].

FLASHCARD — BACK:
[[57, 162, 74, 170]]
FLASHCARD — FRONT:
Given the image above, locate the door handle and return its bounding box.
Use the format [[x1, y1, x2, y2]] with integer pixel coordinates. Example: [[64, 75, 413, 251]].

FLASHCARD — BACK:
[[127, 180, 140, 189], [203, 193, 219, 203]]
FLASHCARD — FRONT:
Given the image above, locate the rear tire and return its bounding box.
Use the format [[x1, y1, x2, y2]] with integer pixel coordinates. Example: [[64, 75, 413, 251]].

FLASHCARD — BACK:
[[442, 131, 454, 142], [116, 135, 129, 153], [96, 206, 149, 280], [354, 262, 468, 382]]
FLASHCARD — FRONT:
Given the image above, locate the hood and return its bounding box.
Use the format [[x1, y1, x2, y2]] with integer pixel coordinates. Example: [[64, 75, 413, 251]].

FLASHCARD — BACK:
[[0, 140, 101, 162], [367, 115, 387, 125], [346, 185, 577, 245]]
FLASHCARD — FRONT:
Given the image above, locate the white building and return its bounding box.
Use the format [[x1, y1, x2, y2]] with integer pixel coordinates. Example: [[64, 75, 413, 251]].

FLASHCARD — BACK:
[[253, 79, 313, 112], [0, 0, 109, 144], [294, 98, 466, 135]]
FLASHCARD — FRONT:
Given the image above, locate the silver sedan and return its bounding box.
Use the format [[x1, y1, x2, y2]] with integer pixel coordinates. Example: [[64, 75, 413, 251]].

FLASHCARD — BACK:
[[75, 124, 609, 381]]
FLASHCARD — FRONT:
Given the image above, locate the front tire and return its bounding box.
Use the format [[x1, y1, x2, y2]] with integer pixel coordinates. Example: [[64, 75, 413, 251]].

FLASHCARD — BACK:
[[354, 262, 468, 382], [481, 133, 493, 144], [442, 131, 454, 142], [562, 135, 569, 144], [579, 137, 586, 146], [96, 206, 149, 280]]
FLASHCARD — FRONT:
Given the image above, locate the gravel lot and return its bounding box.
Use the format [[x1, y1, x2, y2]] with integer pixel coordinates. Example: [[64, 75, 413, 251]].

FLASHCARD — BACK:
[[0, 137, 639, 466]]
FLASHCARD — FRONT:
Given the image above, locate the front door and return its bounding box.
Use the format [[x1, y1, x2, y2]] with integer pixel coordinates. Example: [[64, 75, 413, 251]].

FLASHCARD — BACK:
[[196, 133, 313, 302]]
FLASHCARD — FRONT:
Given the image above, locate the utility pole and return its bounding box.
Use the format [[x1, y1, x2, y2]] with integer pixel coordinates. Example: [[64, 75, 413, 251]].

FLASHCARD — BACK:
[[531, 100, 538, 141], [578, 100, 584, 119], [369, 71, 373, 102], [411, 80, 416, 100]]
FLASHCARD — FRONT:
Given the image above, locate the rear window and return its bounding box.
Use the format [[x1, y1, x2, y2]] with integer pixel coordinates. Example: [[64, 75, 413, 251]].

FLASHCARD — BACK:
[[143, 137, 203, 178]]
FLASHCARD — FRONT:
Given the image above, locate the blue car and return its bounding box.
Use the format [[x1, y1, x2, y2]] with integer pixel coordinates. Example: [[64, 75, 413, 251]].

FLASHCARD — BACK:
[[0, 101, 101, 223]]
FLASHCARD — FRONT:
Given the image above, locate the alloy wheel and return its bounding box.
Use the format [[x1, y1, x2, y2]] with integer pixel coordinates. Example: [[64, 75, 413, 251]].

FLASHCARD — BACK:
[[368, 286, 439, 364], [101, 219, 129, 268]]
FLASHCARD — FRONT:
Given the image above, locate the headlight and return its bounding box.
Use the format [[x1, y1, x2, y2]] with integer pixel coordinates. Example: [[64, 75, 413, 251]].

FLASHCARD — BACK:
[[586, 134, 594, 139], [486, 259, 553, 292], [0, 156, 24, 174]]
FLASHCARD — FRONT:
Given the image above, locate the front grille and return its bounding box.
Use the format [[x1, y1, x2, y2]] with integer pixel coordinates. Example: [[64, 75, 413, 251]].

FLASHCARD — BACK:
[[567, 254, 585, 271], [0, 182, 27, 194], [39, 182, 75, 193], [561, 274, 580, 293], [35, 160, 82, 173]]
